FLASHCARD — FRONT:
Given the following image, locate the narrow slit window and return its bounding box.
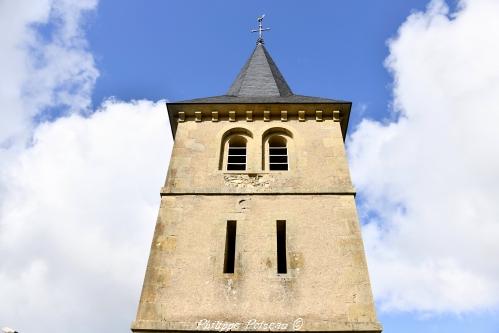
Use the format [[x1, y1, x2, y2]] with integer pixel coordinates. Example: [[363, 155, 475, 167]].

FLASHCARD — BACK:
[[269, 136, 288, 171], [223, 220, 237, 273], [227, 136, 246, 171], [276, 220, 287, 274]]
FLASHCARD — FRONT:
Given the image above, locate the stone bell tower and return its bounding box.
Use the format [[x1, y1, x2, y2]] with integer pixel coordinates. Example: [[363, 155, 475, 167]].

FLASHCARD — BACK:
[[132, 17, 381, 333]]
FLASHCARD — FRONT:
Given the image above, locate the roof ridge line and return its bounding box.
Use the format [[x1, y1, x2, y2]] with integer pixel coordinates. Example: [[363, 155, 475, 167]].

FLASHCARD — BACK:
[[232, 46, 257, 96], [261, 44, 293, 96]]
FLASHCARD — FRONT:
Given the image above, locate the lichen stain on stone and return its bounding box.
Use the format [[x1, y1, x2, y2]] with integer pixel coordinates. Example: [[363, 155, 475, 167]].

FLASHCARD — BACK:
[[289, 251, 304, 269], [156, 235, 177, 253], [185, 138, 205, 152], [265, 258, 272, 268], [155, 268, 171, 286]]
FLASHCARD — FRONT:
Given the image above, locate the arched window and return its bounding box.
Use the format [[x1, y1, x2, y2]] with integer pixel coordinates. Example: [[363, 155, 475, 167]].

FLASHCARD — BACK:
[[268, 135, 288, 170], [262, 128, 293, 171], [219, 128, 253, 171], [227, 135, 247, 170]]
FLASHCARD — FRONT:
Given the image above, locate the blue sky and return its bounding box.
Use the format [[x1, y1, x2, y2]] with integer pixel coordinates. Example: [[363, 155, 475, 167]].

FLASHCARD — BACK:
[[1, 1, 499, 332], [88, 0, 433, 128]]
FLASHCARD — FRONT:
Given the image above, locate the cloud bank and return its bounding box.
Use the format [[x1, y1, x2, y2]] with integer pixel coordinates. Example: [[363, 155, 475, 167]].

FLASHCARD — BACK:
[[349, 0, 499, 313], [0, 1, 172, 332], [0, 100, 170, 332]]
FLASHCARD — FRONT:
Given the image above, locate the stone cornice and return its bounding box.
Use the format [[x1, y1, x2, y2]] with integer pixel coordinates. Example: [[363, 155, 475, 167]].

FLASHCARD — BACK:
[[166, 102, 352, 141]]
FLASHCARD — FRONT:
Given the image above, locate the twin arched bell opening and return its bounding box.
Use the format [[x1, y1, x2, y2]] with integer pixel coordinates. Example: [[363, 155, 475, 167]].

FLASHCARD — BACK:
[[221, 128, 292, 172]]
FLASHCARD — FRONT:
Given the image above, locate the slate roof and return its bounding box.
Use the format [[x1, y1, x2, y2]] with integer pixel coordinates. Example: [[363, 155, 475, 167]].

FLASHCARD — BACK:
[[173, 43, 349, 104], [227, 42, 292, 97]]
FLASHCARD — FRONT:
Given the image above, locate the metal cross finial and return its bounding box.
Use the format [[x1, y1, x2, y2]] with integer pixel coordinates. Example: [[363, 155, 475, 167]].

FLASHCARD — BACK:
[[251, 14, 270, 44]]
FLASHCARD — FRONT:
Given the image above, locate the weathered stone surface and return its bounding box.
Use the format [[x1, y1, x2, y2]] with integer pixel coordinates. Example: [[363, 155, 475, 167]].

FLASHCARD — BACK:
[[133, 192, 380, 331]]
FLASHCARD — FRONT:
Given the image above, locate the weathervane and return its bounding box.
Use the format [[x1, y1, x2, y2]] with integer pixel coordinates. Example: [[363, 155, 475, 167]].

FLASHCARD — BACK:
[[251, 14, 270, 44]]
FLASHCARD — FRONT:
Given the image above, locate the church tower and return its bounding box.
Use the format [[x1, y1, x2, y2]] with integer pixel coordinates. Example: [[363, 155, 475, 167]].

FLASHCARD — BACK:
[[132, 18, 381, 333]]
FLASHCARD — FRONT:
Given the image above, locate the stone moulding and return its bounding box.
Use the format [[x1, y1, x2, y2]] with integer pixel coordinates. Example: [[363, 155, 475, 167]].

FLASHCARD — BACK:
[[229, 111, 236, 122], [264, 110, 271, 122], [173, 109, 343, 123], [298, 110, 306, 121], [316, 110, 323, 121], [211, 111, 219, 122], [281, 110, 288, 121], [195, 111, 202, 122], [178, 111, 186, 122], [246, 110, 253, 121], [333, 110, 342, 122]]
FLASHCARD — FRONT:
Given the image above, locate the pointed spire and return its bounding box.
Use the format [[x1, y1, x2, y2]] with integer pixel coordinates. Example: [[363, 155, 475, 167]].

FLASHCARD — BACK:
[[227, 43, 293, 97]]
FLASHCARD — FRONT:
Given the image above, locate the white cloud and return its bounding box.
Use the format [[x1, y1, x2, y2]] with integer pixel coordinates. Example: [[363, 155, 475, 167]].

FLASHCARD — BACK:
[[348, 0, 499, 313], [0, 0, 98, 146], [0, 1, 173, 332], [0, 99, 171, 332]]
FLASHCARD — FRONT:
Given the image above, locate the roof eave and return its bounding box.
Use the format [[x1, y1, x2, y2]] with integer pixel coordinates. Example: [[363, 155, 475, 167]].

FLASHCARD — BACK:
[[166, 100, 352, 141]]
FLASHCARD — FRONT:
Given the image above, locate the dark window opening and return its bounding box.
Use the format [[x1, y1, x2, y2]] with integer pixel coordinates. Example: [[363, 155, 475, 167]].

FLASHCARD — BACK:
[[276, 220, 287, 274], [224, 220, 237, 273], [269, 137, 288, 171], [227, 137, 247, 171]]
